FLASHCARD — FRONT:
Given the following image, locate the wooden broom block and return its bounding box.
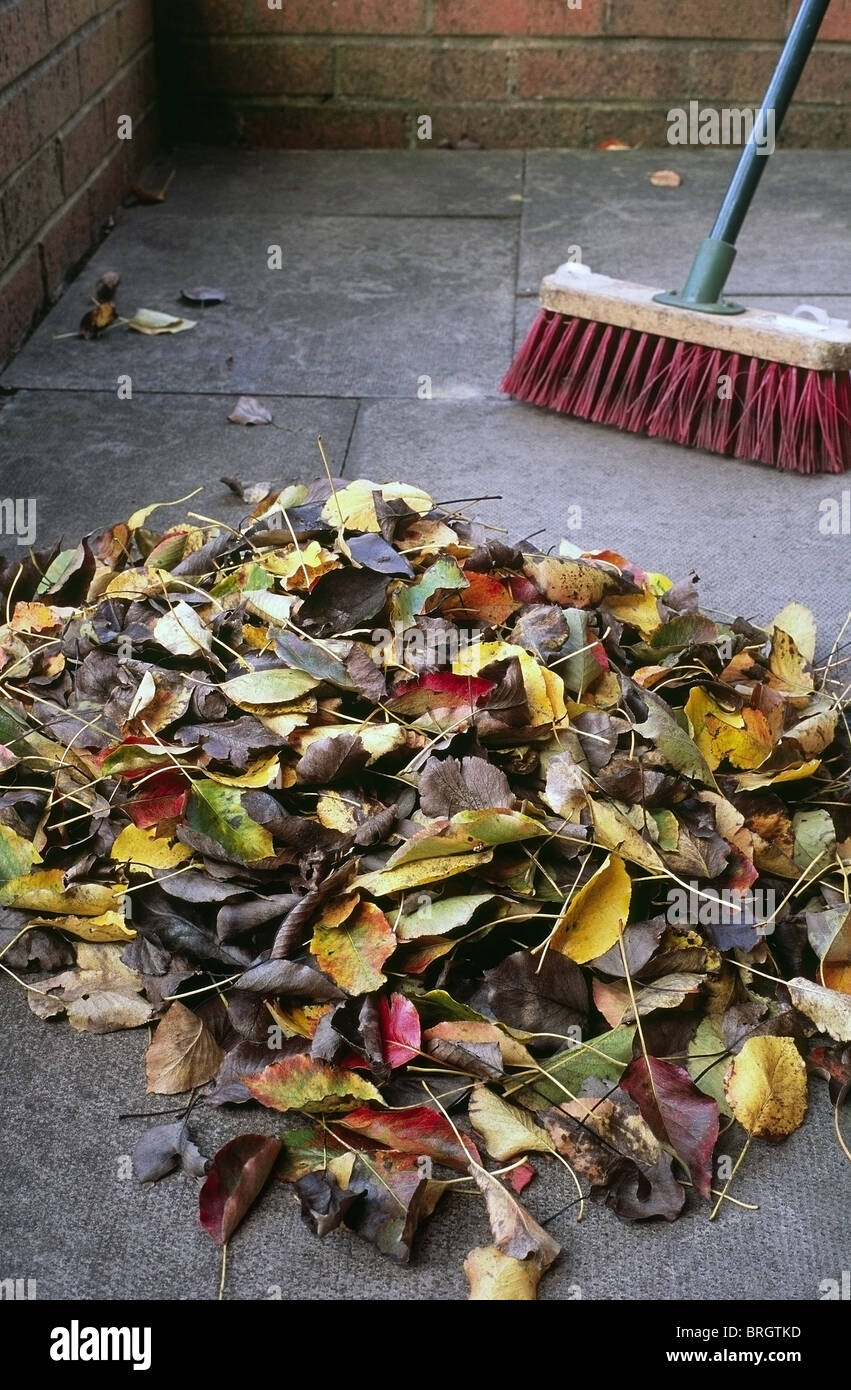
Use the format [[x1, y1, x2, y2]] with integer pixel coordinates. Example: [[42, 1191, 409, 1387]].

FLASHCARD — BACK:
[[540, 271, 851, 372]]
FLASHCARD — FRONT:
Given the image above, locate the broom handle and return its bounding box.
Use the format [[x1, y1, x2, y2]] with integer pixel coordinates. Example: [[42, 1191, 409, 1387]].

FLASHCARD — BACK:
[[711, 0, 831, 244], [655, 0, 831, 313]]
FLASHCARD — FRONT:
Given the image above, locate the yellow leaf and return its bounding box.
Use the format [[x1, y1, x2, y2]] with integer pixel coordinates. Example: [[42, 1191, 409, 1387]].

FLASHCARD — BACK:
[[469, 1086, 554, 1161], [263, 541, 339, 590], [320, 479, 432, 532], [293, 722, 407, 763], [541, 666, 567, 721], [767, 627, 813, 696], [0, 870, 118, 916], [126, 491, 200, 532], [28, 910, 135, 943], [453, 641, 554, 726], [204, 755, 282, 788], [724, 1036, 807, 1140], [104, 567, 177, 600], [351, 850, 494, 896], [588, 799, 665, 872], [685, 687, 774, 770], [605, 590, 662, 637], [111, 823, 192, 873], [551, 853, 632, 963], [464, 1246, 542, 1301], [771, 603, 816, 663], [735, 758, 821, 790]]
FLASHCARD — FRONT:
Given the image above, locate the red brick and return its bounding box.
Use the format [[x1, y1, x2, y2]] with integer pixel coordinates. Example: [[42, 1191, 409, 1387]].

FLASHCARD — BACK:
[[588, 103, 679, 148], [2, 143, 63, 261], [46, 0, 99, 43], [609, 0, 786, 40], [817, 0, 851, 40], [239, 103, 408, 148], [39, 187, 93, 294], [60, 99, 108, 194], [779, 103, 851, 146], [338, 42, 510, 100], [77, 14, 121, 100], [88, 143, 130, 227], [433, 0, 603, 37], [153, 0, 245, 34], [245, 1, 425, 36], [0, 0, 50, 86], [184, 38, 334, 95], [0, 91, 31, 185], [517, 41, 688, 100], [693, 46, 781, 101], [118, 0, 154, 60], [104, 49, 155, 133], [0, 247, 44, 366], [24, 47, 82, 147], [425, 101, 587, 146], [794, 48, 849, 102], [126, 104, 161, 174]]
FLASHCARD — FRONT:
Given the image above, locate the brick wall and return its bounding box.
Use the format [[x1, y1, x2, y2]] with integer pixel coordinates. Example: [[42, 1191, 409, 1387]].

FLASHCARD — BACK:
[[0, 0, 159, 368], [154, 0, 851, 151]]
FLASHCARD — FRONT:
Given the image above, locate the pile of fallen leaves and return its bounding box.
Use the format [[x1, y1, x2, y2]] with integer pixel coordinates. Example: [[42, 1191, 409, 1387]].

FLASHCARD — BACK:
[[1, 475, 849, 1299]]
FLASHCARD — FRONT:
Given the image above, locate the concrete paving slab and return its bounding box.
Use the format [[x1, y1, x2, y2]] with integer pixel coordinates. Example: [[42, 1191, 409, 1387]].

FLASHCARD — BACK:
[[145, 147, 525, 219], [0, 391, 355, 557], [0, 985, 844, 1301], [519, 151, 850, 295], [346, 399, 851, 653], [3, 215, 517, 398]]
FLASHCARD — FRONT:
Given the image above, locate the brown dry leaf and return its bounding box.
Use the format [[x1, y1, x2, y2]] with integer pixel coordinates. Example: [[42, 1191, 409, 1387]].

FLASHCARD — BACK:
[[472, 1164, 560, 1271], [26, 943, 154, 1033], [145, 1000, 225, 1095]]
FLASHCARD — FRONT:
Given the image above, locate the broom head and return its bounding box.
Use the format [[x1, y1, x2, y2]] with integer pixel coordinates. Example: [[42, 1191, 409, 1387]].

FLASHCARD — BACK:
[[502, 268, 851, 474]]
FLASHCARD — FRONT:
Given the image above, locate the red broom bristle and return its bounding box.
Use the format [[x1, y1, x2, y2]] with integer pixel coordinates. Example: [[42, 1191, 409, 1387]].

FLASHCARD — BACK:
[[501, 308, 851, 474]]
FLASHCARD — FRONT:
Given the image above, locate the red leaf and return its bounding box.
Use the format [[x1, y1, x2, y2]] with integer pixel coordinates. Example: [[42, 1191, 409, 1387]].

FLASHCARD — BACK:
[[337, 1105, 479, 1173], [508, 575, 540, 604], [124, 769, 189, 827], [621, 1057, 719, 1198], [445, 571, 519, 625], [507, 1160, 536, 1193], [390, 670, 495, 715], [199, 1134, 283, 1245], [379, 993, 421, 1069]]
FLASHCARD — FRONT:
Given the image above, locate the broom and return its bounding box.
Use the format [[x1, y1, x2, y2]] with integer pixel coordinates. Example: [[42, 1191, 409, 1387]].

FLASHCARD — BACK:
[[502, 0, 851, 475]]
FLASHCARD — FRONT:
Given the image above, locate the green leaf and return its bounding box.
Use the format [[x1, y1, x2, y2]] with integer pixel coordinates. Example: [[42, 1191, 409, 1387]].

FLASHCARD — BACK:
[[187, 782, 274, 862], [792, 808, 835, 871], [393, 556, 467, 627], [221, 668, 319, 708], [397, 893, 496, 941], [632, 681, 718, 789], [686, 1018, 732, 1118], [507, 1025, 635, 1107], [0, 824, 41, 886], [387, 810, 545, 868]]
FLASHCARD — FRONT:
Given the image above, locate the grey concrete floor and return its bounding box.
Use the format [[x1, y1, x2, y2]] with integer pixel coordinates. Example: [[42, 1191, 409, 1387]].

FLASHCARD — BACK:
[[0, 147, 849, 1302]]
